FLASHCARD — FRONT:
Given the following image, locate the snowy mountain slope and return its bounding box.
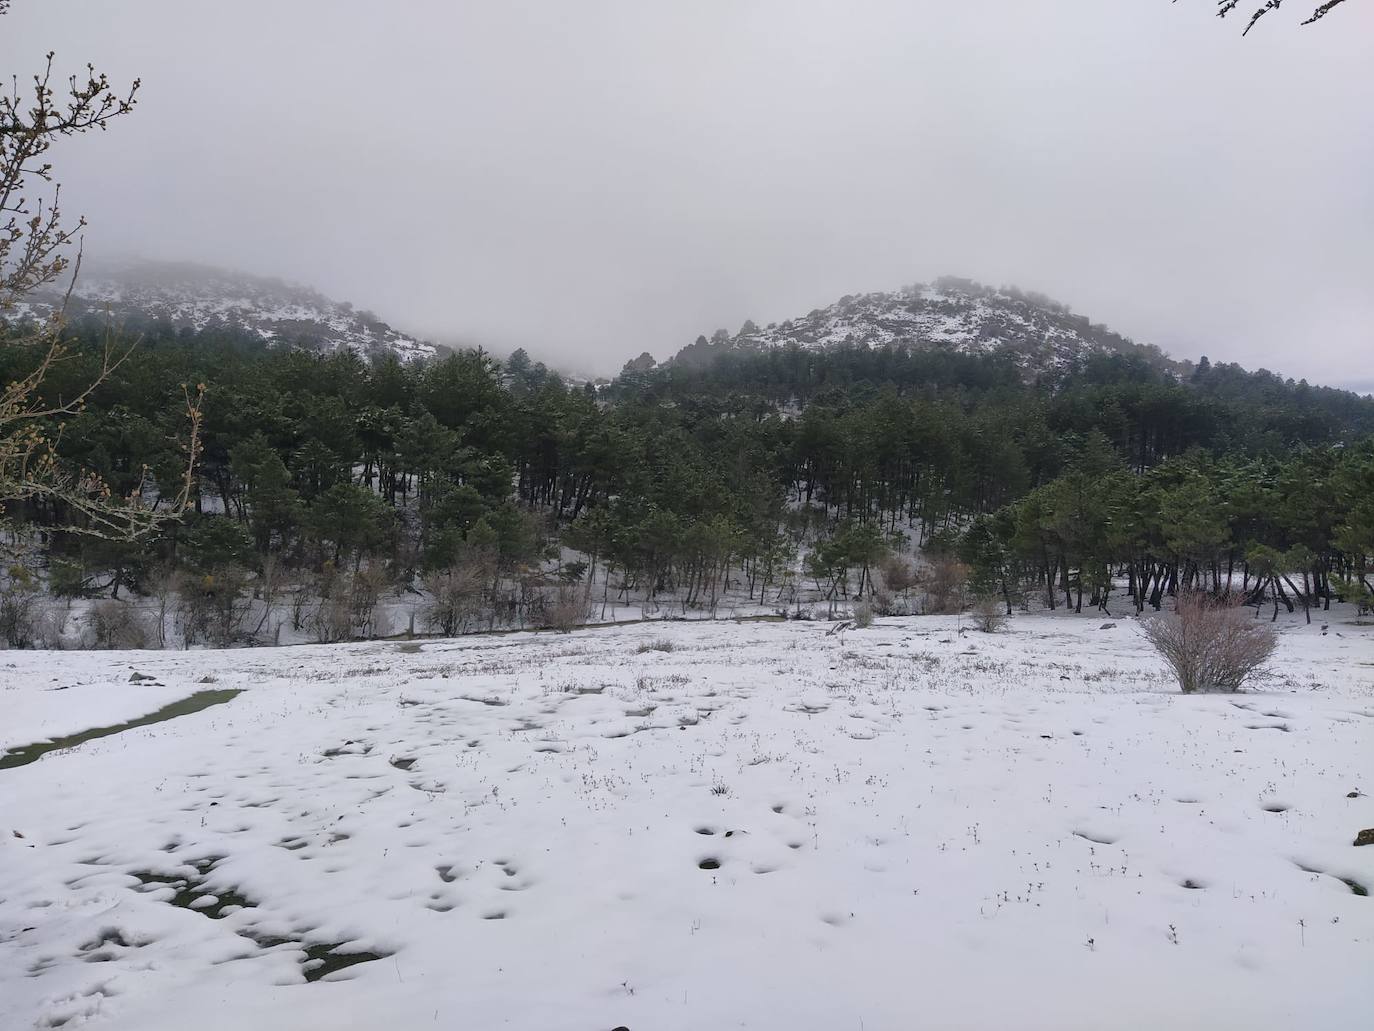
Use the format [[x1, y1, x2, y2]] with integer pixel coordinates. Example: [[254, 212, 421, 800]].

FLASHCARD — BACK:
[[682, 276, 1185, 377], [13, 257, 437, 363]]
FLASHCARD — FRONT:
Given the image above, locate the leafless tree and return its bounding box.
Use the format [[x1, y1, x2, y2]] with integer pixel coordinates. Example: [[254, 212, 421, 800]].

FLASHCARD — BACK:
[[1, 19, 202, 541], [1141, 592, 1277, 693]]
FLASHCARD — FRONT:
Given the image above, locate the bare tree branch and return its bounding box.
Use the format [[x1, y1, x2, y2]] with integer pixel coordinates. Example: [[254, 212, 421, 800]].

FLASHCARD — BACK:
[[1300, 0, 1352, 24], [1, 5, 200, 543], [1176, 0, 1355, 33]]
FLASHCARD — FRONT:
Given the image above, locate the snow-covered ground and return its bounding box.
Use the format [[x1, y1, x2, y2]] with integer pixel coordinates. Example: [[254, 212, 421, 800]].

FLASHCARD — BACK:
[[2, 613, 1371, 1030]]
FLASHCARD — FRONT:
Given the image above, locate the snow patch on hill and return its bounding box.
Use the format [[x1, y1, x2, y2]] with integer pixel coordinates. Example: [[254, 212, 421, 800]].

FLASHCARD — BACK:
[[691, 276, 1182, 376], [13, 258, 437, 363]]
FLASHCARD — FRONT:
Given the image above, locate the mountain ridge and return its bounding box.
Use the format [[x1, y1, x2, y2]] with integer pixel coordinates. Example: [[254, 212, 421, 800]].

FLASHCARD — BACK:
[[10, 257, 438, 364], [671, 276, 1189, 379]]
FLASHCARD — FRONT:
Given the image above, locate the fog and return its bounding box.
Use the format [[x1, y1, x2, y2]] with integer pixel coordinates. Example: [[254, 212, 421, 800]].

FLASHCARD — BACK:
[[3, 0, 1371, 385]]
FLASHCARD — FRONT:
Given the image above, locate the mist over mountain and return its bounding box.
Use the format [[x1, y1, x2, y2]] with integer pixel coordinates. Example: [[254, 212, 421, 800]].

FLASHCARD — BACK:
[[14, 255, 1368, 402], [12, 257, 438, 364]]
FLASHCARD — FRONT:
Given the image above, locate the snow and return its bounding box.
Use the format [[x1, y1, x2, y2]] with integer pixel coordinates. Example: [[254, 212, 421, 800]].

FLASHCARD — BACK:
[[726, 280, 1176, 377], [6, 258, 437, 364], [2, 614, 1372, 1030], [0, 662, 208, 753]]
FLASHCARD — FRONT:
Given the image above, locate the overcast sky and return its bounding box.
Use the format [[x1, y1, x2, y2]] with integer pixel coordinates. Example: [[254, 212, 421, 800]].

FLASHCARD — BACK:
[[4, 1, 1371, 386]]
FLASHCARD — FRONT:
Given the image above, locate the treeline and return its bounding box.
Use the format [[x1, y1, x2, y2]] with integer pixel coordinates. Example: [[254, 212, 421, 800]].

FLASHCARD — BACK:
[[1, 316, 1371, 647], [631, 341, 1374, 461], [958, 446, 1374, 619]]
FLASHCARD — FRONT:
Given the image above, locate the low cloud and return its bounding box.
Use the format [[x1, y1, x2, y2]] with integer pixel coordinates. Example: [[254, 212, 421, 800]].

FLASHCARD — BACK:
[[3, 0, 1369, 386]]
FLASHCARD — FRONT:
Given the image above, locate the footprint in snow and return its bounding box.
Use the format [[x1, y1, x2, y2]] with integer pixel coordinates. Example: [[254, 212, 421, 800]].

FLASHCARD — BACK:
[[1072, 829, 1118, 846]]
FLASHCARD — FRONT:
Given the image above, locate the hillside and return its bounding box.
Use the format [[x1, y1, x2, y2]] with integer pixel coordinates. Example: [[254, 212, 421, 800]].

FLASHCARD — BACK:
[[11, 258, 437, 363], [674, 276, 1186, 378]]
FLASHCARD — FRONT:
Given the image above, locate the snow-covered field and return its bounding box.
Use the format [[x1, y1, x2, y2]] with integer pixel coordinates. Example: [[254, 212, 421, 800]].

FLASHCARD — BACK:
[[3, 614, 1372, 1030]]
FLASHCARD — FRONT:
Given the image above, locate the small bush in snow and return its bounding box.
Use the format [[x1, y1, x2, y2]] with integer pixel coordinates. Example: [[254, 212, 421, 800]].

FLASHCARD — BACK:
[[880, 555, 919, 598], [870, 588, 899, 616], [303, 562, 394, 644], [31, 598, 68, 649], [311, 590, 354, 644], [971, 596, 1007, 634], [176, 566, 253, 647], [348, 561, 392, 638], [924, 556, 969, 615], [1142, 593, 1276, 694], [87, 600, 152, 650], [423, 563, 489, 637], [637, 638, 674, 654], [851, 600, 874, 629], [543, 588, 589, 633]]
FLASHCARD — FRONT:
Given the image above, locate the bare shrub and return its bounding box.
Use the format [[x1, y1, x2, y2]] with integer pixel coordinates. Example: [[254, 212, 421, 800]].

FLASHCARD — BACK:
[[245, 554, 282, 642], [287, 583, 308, 633], [349, 561, 392, 638], [32, 597, 68, 649], [851, 599, 874, 628], [870, 588, 899, 616], [423, 563, 489, 636], [301, 562, 392, 643], [145, 565, 177, 647], [636, 638, 675, 654], [517, 571, 551, 629], [971, 595, 1007, 633], [0, 593, 37, 647], [543, 587, 589, 633], [87, 599, 152, 649], [366, 604, 393, 639], [310, 590, 354, 644], [176, 566, 252, 647], [924, 556, 969, 615], [880, 555, 919, 597], [1141, 593, 1277, 694]]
